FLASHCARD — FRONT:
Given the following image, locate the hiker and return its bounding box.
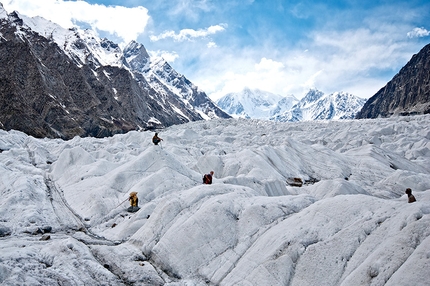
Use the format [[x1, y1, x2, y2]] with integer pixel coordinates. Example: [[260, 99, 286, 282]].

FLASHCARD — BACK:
[[203, 171, 214, 184], [128, 192, 140, 212], [405, 188, 416, 203], [152, 132, 163, 145]]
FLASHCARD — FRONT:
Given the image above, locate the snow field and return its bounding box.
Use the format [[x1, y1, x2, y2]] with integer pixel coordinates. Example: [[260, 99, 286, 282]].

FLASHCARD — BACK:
[[0, 115, 429, 285]]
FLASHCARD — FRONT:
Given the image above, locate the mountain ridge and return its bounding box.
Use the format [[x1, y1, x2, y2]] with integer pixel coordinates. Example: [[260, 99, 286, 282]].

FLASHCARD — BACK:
[[217, 87, 367, 121], [216, 87, 296, 119], [0, 3, 229, 139]]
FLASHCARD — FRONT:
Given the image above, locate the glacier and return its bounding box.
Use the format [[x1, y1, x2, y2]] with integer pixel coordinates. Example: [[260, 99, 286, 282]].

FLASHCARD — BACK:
[[0, 115, 429, 285]]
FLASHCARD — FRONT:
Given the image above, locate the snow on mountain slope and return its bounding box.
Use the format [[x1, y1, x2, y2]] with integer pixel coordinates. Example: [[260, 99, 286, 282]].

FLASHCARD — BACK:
[[121, 42, 223, 120], [217, 88, 365, 122], [273, 89, 367, 122], [216, 87, 298, 119], [0, 115, 429, 285], [12, 11, 124, 68]]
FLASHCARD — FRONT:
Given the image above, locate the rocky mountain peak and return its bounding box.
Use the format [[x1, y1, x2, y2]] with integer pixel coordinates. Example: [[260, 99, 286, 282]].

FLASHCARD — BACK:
[[124, 40, 149, 58], [302, 89, 325, 104], [356, 43, 430, 118], [123, 40, 150, 72], [100, 38, 119, 51]]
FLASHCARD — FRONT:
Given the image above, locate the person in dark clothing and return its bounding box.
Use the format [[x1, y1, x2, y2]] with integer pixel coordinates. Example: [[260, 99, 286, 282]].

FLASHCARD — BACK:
[[405, 188, 416, 203], [152, 133, 163, 145], [203, 171, 214, 184]]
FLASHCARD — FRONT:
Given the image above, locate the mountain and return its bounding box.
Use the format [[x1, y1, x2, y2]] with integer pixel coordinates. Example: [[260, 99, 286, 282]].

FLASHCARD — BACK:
[[274, 89, 368, 122], [216, 87, 298, 119], [356, 43, 430, 119], [217, 87, 366, 122], [122, 41, 229, 120], [0, 4, 229, 139]]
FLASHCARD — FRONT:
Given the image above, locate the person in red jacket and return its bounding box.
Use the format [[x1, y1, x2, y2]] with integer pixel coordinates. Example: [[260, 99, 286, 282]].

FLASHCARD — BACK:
[[203, 171, 214, 184]]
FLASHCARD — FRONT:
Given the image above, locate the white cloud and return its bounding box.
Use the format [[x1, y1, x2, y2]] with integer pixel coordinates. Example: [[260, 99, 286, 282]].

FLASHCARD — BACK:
[[303, 70, 323, 90], [207, 41, 217, 48], [2, 0, 149, 45], [148, 50, 179, 63], [407, 27, 430, 38], [255, 58, 284, 71], [203, 56, 298, 100], [150, 24, 227, 42], [167, 0, 213, 21], [200, 24, 419, 101]]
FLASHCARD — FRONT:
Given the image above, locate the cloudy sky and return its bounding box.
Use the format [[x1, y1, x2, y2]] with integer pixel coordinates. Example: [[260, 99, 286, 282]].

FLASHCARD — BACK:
[[3, 0, 430, 100]]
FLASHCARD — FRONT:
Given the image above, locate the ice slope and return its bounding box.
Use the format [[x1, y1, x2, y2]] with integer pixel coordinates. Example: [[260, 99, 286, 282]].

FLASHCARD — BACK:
[[0, 115, 429, 285]]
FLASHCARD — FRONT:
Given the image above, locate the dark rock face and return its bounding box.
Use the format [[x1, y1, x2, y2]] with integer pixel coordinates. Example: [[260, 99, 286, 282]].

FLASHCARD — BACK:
[[0, 8, 229, 140], [356, 43, 430, 119], [0, 32, 138, 139]]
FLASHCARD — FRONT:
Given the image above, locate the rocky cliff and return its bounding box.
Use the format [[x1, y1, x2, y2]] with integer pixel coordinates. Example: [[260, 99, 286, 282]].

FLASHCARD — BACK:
[[356, 43, 430, 119]]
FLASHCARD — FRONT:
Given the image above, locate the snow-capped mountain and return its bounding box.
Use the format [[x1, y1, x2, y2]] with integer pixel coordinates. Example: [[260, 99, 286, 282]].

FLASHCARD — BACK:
[[123, 41, 228, 120], [0, 4, 229, 139], [217, 87, 366, 122], [216, 87, 299, 119], [274, 89, 368, 122], [12, 11, 125, 69]]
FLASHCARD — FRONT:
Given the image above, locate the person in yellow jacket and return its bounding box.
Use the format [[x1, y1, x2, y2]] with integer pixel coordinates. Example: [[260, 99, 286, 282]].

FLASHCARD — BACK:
[[128, 192, 140, 212]]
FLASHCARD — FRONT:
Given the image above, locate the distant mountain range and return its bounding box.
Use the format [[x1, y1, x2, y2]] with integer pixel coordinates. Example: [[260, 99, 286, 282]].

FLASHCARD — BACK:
[[356, 43, 430, 119], [216, 88, 298, 119], [0, 3, 229, 139], [216, 88, 367, 122]]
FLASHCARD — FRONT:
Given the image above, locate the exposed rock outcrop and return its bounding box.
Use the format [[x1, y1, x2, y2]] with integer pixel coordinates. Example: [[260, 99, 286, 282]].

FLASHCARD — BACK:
[[356, 43, 430, 119]]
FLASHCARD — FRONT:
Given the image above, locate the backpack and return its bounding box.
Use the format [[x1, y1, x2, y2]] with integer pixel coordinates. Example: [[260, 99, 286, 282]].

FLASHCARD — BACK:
[[203, 174, 211, 184]]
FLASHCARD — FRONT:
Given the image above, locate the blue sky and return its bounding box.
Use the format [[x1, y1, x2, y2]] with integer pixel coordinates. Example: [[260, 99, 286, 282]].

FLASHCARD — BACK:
[[3, 0, 430, 99]]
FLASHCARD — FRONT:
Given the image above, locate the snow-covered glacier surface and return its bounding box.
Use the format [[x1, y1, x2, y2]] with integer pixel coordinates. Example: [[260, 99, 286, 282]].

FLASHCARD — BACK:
[[0, 115, 429, 285]]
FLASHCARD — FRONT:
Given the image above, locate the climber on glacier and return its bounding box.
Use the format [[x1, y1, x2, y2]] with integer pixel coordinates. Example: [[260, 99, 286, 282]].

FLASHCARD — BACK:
[[152, 132, 163, 145], [127, 192, 140, 212], [203, 171, 214, 184], [405, 188, 416, 203]]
